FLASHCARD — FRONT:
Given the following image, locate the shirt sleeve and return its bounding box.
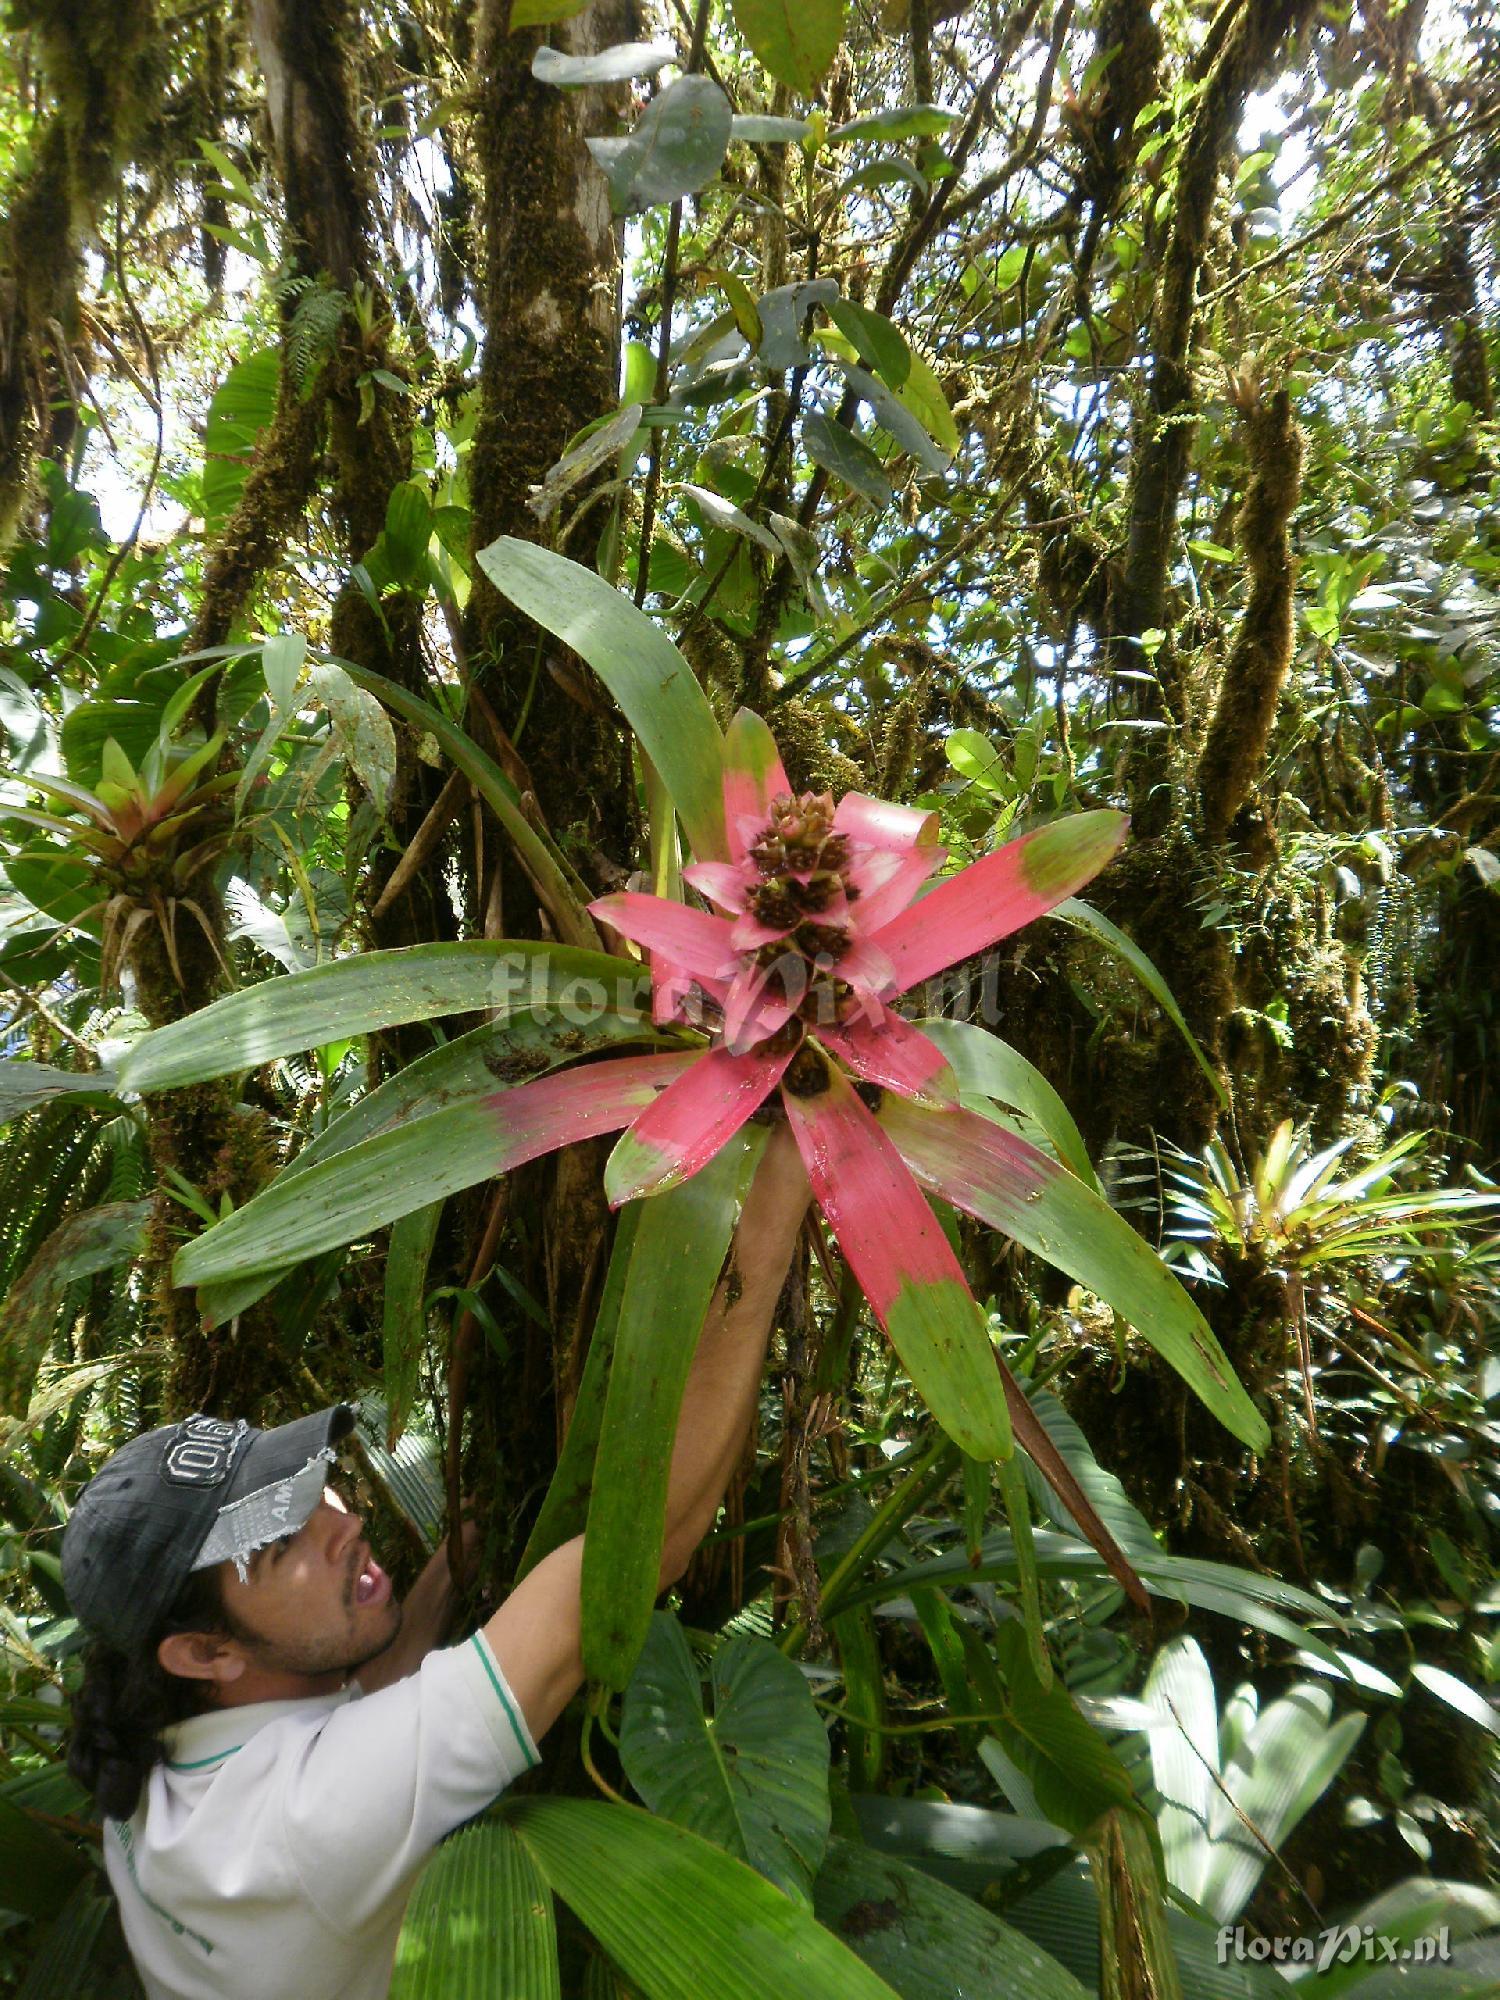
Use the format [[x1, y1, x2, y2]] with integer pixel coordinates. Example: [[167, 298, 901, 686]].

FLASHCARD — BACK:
[[280, 1632, 539, 1935]]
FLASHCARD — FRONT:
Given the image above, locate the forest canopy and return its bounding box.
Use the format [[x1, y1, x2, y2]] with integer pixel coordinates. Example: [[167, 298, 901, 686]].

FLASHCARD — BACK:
[[0, 0, 1498, 1992]]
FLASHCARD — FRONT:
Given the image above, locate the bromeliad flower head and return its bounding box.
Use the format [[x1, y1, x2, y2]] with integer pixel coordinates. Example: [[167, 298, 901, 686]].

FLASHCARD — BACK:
[[586, 707, 1129, 1209]]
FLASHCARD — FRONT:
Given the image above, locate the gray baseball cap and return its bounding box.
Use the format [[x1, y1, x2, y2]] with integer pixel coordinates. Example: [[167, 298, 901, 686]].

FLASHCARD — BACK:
[[62, 1406, 355, 1656]]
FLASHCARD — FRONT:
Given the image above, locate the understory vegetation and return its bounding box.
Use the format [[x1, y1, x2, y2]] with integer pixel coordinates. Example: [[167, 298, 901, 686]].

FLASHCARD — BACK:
[[0, 0, 1498, 1992]]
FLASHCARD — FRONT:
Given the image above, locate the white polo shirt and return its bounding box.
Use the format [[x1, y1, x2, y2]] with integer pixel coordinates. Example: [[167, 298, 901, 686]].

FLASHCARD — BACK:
[[103, 1631, 538, 2000]]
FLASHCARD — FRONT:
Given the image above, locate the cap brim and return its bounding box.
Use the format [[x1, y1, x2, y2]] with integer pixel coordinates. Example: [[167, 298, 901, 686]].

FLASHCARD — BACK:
[[220, 1405, 355, 1509]]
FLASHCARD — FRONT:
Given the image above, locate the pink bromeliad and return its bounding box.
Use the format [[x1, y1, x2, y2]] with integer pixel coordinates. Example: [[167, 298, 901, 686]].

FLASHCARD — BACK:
[[573, 709, 1128, 1465]]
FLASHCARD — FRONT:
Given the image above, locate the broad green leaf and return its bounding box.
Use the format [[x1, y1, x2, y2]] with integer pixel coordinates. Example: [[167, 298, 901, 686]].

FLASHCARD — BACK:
[[587, 76, 732, 213], [827, 300, 910, 387], [383, 480, 434, 583], [977, 1622, 1138, 1839], [529, 402, 644, 524], [381, 1203, 442, 1446], [680, 482, 780, 552], [845, 365, 950, 475], [830, 104, 955, 142], [1142, 1637, 1219, 1906], [203, 348, 279, 538], [116, 939, 632, 1094], [1049, 898, 1227, 1109], [1200, 1683, 1364, 1921], [175, 1048, 696, 1286], [620, 1613, 831, 1900], [503, 1798, 902, 2000], [392, 1820, 559, 1999], [532, 40, 674, 84], [0, 1061, 117, 1128], [260, 630, 306, 711], [890, 343, 960, 458], [582, 1131, 764, 1686], [475, 540, 727, 862], [803, 411, 893, 504], [756, 279, 839, 369], [0, 1200, 150, 1415], [732, 0, 843, 93], [915, 1019, 1099, 1191], [309, 663, 397, 817], [730, 114, 813, 142], [814, 1835, 1088, 2000]]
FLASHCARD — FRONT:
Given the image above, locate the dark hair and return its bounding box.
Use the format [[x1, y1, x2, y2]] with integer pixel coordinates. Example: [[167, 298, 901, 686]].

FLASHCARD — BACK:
[[67, 1566, 239, 1822]]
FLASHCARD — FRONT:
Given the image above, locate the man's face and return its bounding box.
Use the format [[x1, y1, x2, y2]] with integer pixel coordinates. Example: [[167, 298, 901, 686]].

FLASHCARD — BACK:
[[215, 1484, 402, 1679]]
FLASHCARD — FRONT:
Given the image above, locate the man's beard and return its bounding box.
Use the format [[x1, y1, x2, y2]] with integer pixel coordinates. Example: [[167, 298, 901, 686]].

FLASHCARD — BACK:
[[236, 1600, 404, 1679]]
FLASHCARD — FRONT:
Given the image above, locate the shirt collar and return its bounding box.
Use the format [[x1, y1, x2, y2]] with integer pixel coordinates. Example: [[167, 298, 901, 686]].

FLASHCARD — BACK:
[[162, 1687, 354, 1773]]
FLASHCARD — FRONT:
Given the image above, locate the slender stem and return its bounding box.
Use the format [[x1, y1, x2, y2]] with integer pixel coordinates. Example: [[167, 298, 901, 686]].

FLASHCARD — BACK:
[[779, 1433, 955, 1654]]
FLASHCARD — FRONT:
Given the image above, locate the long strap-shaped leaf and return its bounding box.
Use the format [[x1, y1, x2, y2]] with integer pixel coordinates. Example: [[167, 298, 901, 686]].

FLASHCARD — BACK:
[[1000, 1370, 1148, 1612], [516, 1204, 641, 1579], [391, 1820, 560, 2000], [503, 1798, 902, 2000], [175, 1051, 699, 1286], [0, 1200, 151, 1418], [879, 1095, 1270, 1453], [0, 1060, 118, 1128], [331, 658, 600, 950], [780, 1053, 1012, 1461], [193, 1004, 661, 1325], [914, 1019, 1099, 1191], [475, 539, 729, 864], [117, 939, 639, 1094], [582, 1128, 764, 1688]]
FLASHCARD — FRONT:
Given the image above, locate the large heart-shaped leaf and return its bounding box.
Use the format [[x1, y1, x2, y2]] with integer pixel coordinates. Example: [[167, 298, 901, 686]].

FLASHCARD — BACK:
[[620, 1613, 831, 1902]]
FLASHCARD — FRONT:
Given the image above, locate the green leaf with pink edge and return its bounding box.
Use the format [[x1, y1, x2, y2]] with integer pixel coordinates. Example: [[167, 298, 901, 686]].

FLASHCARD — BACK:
[[583, 1127, 767, 1688], [475, 538, 729, 863], [604, 1042, 794, 1203], [781, 1052, 1011, 1459], [871, 809, 1128, 995], [879, 1096, 1270, 1452], [722, 708, 790, 861], [174, 1051, 699, 1287]]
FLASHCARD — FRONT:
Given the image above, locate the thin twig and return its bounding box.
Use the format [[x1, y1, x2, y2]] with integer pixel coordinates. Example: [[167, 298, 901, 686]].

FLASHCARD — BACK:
[[0, 972, 98, 1062], [369, 768, 468, 919]]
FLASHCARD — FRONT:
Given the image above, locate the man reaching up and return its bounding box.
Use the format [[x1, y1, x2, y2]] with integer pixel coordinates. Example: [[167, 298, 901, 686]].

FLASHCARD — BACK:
[[63, 1128, 810, 2000]]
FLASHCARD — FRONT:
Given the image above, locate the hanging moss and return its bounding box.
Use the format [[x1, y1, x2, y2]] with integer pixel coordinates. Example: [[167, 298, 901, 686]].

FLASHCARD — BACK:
[[773, 698, 867, 799]]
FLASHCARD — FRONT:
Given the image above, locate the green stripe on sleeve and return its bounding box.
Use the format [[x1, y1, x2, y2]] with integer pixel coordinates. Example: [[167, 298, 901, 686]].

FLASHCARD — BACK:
[[469, 1633, 539, 1770]]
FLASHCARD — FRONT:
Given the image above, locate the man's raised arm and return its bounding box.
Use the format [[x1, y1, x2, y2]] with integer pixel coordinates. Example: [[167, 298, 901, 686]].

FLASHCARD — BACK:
[[480, 1124, 811, 1744]]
